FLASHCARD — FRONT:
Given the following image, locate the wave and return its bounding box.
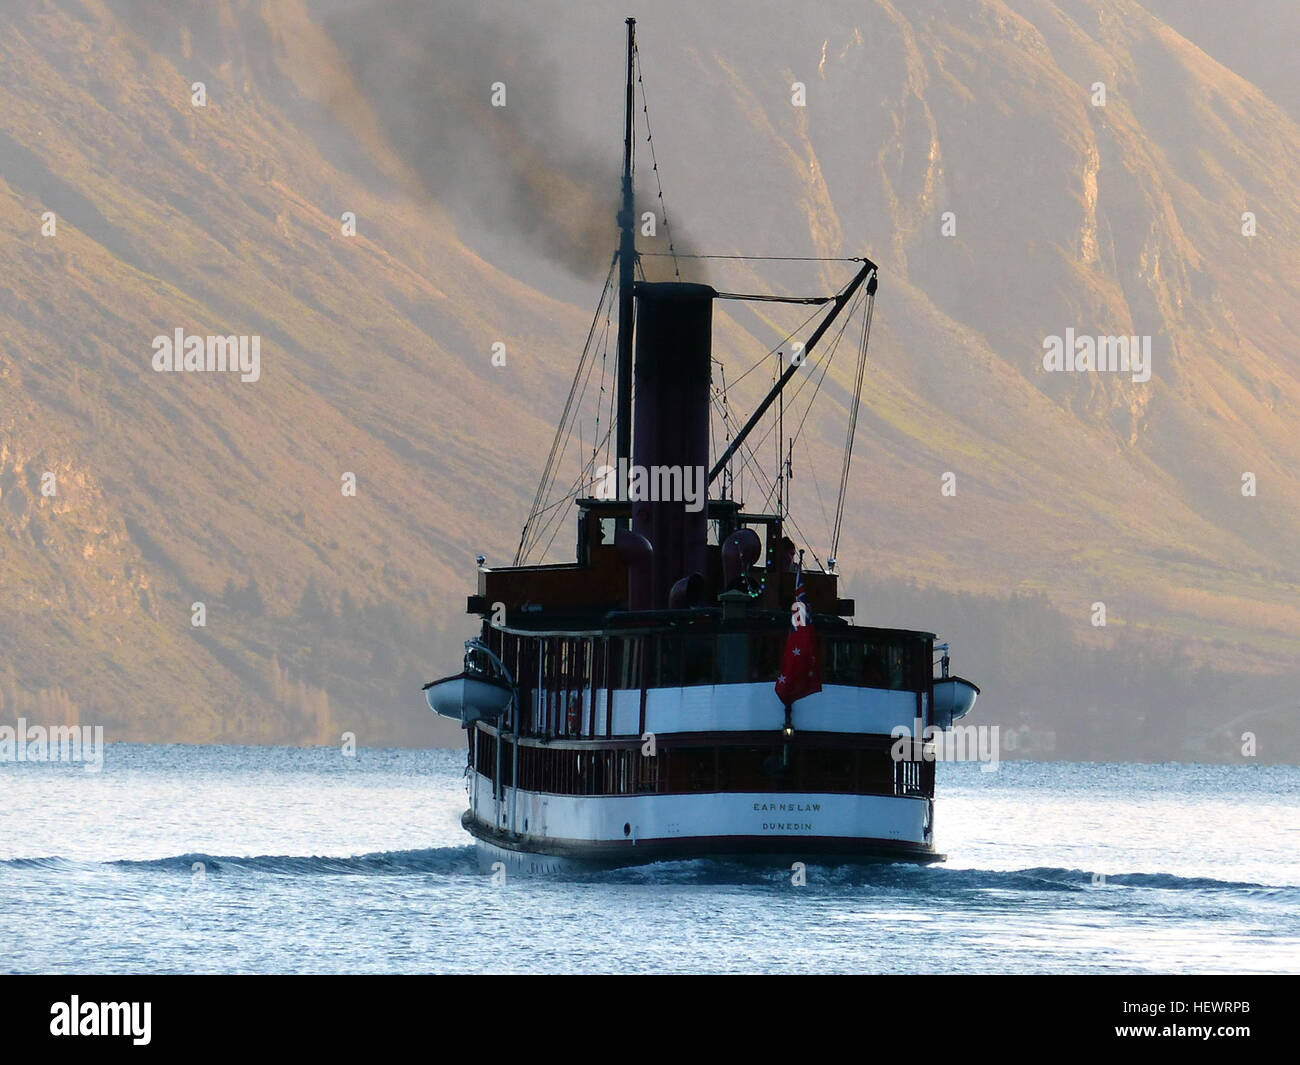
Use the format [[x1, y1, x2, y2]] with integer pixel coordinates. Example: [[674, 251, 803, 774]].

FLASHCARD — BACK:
[[0, 852, 1295, 899], [587, 860, 1300, 898], [0, 847, 477, 876], [820, 863, 1300, 899]]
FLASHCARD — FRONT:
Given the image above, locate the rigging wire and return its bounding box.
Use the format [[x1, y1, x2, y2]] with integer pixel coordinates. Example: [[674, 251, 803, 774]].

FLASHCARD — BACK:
[[536, 438, 610, 560], [531, 320, 621, 552], [711, 280, 868, 562], [725, 430, 825, 572], [777, 287, 866, 446], [716, 363, 732, 499], [745, 286, 865, 461], [527, 417, 617, 563], [589, 282, 615, 484], [642, 253, 866, 263], [573, 306, 613, 496], [766, 287, 870, 557], [831, 288, 876, 563], [710, 379, 823, 569], [723, 269, 858, 390], [634, 45, 680, 278], [599, 301, 618, 478], [529, 294, 625, 551], [515, 252, 618, 564], [801, 432, 835, 557]]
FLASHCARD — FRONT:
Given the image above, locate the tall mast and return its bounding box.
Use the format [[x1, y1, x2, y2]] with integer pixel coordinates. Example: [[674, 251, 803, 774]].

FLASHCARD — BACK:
[[615, 17, 637, 501]]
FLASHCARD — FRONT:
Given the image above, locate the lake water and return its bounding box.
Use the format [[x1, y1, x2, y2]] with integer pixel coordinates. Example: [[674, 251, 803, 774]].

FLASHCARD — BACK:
[[2, 745, 1297, 973]]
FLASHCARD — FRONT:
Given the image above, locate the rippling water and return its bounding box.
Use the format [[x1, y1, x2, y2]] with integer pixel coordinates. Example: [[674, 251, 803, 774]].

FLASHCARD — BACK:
[[2, 745, 1297, 973]]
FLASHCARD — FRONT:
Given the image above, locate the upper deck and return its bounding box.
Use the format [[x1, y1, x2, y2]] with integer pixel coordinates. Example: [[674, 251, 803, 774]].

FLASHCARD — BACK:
[[473, 608, 935, 743], [471, 499, 853, 620]]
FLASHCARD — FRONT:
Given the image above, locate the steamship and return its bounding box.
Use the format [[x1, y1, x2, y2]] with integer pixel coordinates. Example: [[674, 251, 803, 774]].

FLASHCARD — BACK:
[[423, 18, 978, 874]]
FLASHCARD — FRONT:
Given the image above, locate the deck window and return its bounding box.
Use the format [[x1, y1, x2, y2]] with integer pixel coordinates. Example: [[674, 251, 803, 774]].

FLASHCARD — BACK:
[[749, 629, 783, 683], [682, 635, 715, 686], [655, 636, 683, 687]]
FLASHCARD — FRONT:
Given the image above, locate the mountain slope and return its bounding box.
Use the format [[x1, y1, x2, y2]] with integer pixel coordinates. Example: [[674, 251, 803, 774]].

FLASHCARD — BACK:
[[1, 0, 1298, 753]]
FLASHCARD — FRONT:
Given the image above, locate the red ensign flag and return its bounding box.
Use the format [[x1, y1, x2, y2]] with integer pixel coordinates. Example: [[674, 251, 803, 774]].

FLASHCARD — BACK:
[[775, 562, 822, 706]]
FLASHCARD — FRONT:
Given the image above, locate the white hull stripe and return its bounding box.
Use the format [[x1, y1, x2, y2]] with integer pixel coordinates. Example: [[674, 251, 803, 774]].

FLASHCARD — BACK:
[[535, 682, 926, 736], [470, 772, 930, 846]]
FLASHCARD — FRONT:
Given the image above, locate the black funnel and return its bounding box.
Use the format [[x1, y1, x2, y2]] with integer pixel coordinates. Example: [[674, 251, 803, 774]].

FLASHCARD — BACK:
[[631, 282, 715, 608]]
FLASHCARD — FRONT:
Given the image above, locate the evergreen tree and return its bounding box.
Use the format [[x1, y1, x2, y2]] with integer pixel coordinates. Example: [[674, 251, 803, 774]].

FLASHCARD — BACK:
[[244, 576, 265, 616]]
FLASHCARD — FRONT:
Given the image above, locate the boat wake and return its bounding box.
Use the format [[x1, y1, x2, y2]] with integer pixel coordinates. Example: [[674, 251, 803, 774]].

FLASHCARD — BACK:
[[0, 847, 478, 877], [577, 860, 1300, 899], [1, 853, 1294, 902]]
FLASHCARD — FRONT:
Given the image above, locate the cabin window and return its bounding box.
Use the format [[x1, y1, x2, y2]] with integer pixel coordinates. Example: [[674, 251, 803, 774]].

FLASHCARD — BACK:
[[592, 638, 608, 693], [856, 638, 929, 691], [682, 635, 715, 686], [802, 747, 855, 791], [749, 629, 783, 683], [885, 644, 906, 690], [559, 638, 571, 694], [822, 635, 858, 685], [501, 741, 923, 799], [499, 738, 514, 788], [715, 632, 748, 684], [636, 750, 659, 793], [475, 730, 495, 774], [860, 640, 887, 687], [664, 746, 714, 792], [860, 749, 895, 793], [576, 638, 591, 691], [615, 638, 641, 689], [655, 636, 683, 687], [516, 640, 539, 729], [717, 746, 774, 791]]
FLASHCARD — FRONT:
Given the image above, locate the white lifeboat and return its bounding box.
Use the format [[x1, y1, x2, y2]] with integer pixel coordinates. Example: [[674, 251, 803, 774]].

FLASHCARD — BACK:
[[932, 675, 980, 729], [423, 641, 514, 727]]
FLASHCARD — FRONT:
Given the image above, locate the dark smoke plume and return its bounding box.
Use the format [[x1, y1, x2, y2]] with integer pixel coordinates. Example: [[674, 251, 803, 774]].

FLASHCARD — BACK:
[[310, 0, 701, 281], [314, 0, 626, 279]]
